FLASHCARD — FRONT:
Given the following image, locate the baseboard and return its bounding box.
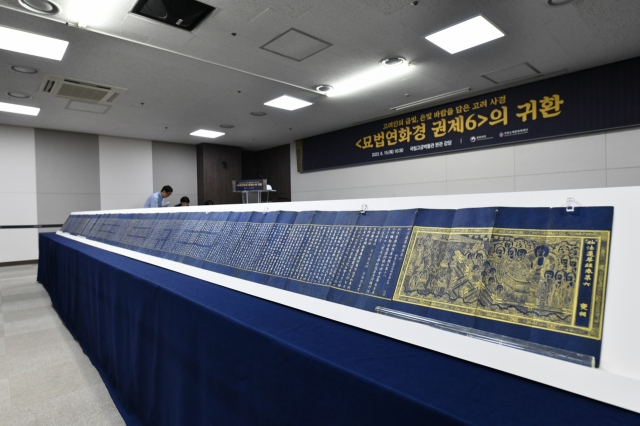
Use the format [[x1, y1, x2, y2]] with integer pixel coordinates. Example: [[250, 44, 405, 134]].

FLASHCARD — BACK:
[[0, 259, 38, 267]]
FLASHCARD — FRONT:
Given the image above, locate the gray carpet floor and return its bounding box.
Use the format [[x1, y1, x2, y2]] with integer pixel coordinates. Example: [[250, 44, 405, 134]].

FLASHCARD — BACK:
[[0, 264, 125, 425]]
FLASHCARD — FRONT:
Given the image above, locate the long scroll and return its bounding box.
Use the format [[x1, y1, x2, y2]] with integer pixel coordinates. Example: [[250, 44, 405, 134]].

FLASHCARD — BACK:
[[61, 206, 612, 363]]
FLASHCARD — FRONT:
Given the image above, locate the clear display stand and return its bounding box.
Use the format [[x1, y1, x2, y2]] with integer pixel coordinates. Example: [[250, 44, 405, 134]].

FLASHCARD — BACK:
[[240, 190, 276, 204], [375, 306, 595, 367]]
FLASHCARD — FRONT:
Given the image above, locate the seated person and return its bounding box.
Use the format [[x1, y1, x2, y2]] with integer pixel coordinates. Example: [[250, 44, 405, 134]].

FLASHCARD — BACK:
[[204, 200, 214, 205], [175, 196, 190, 207], [143, 185, 172, 208]]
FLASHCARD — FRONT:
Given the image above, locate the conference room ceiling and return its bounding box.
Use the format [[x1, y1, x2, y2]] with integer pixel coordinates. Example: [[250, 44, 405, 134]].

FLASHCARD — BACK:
[[0, 0, 639, 150]]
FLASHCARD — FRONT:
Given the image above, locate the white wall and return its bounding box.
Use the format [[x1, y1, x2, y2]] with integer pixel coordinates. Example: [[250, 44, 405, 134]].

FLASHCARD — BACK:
[[0, 125, 200, 262], [99, 135, 154, 210], [0, 125, 39, 262], [152, 141, 198, 206], [35, 129, 101, 226], [291, 127, 640, 200], [2, 122, 639, 263]]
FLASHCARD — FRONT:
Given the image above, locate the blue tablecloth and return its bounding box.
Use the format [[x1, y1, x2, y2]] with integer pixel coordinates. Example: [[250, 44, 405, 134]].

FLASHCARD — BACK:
[[37, 233, 640, 426]]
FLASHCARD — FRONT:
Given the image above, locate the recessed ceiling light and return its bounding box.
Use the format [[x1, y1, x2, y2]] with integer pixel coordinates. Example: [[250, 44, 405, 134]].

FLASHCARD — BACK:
[[380, 57, 406, 67], [0, 26, 69, 60], [7, 92, 31, 99], [426, 15, 504, 54], [220, 124, 235, 129], [18, 0, 59, 14], [190, 129, 225, 139], [325, 60, 412, 98], [315, 85, 333, 93], [250, 111, 266, 116], [547, 0, 577, 5], [11, 65, 38, 74], [264, 95, 313, 111], [0, 101, 40, 116]]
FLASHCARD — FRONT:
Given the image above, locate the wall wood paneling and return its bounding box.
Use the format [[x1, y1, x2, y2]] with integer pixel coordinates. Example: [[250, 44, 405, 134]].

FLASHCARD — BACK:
[[241, 150, 259, 182], [241, 144, 291, 202], [197, 143, 242, 205]]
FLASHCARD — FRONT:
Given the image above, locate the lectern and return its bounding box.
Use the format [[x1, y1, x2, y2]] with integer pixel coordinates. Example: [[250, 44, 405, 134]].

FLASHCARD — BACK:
[[232, 179, 275, 203]]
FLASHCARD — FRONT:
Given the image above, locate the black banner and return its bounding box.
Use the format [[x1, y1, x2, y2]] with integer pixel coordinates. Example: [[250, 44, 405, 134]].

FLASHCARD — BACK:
[[297, 56, 640, 172]]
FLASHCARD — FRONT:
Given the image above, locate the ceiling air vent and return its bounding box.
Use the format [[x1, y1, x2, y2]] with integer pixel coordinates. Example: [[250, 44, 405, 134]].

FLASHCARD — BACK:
[[38, 75, 127, 105], [131, 0, 216, 32]]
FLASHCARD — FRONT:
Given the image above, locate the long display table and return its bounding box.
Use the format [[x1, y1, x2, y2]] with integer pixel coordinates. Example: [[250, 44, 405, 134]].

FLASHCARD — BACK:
[[37, 233, 640, 425]]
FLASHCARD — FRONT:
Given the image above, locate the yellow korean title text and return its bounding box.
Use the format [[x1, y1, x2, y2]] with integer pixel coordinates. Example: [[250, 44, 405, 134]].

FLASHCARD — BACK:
[[355, 94, 564, 149]]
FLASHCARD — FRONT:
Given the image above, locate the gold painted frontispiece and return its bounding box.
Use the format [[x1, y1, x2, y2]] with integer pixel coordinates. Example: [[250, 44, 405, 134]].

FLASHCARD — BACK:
[[393, 227, 610, 339]]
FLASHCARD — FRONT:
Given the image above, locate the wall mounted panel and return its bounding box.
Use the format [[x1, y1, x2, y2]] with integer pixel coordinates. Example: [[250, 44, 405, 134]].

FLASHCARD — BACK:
[[99, 136, 153, 210]]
